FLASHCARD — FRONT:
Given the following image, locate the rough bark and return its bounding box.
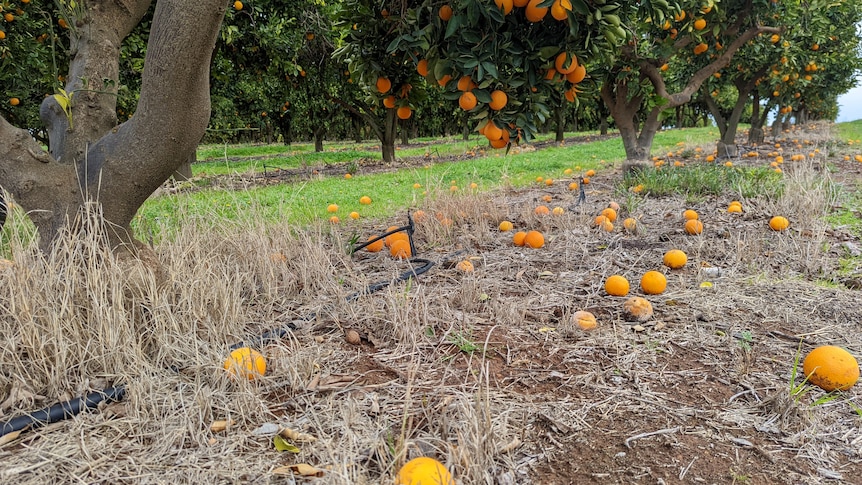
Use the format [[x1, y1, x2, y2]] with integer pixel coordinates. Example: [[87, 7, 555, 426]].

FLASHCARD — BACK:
[[313, 127, 325, 152], [554, 107, 566, 143], [0, 0, 227, 252], [703, 68, 765, 158]]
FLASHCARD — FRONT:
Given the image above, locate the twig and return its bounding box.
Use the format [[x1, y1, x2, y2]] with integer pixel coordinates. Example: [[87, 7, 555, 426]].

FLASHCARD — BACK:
[[679, 456, 697, 480], [624, 426, 681, 449]]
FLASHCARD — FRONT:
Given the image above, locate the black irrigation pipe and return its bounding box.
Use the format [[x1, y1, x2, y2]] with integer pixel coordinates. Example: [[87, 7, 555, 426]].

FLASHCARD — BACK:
[[0, 212, 435, 439]]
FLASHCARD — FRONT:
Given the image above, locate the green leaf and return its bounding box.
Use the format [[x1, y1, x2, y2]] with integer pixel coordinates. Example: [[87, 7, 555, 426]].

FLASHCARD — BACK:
[[571, 0, 590, 15], [481, 61, 499, 79], [444, 15, 461, 39], [273, 435, 301, 453]]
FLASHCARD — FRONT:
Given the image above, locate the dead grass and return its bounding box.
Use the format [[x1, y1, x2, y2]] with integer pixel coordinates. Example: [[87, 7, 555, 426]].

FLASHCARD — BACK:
[[1, 123, 861, 484]]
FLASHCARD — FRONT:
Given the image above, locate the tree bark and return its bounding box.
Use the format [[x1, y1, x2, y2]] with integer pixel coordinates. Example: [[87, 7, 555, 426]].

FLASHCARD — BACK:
[[0, 0, 227, 252], [554, 107, 565, 143]]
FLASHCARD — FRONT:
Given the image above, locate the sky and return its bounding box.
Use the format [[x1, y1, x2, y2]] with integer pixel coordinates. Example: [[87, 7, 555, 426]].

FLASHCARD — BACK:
[[836, 78, 862, 122]]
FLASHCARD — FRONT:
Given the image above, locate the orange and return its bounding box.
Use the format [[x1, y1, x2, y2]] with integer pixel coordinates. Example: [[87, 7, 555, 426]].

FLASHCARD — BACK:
[[513, 0, 529, 6], [344, 173, 352, 179], [397, 106, 413, 119], [623, 217, 637, 232], [554, 52, 578, 75], [684, 219, 703, 235], [489, 90, 508, 111], [457, 76, 475, 92], [376, 76, 391, 93], [9, 97, 20, 106], [693, 18, 706, 30], [623, 297, 653, 322], [683, 209, 698, 220], [604, 275, 630, 296], [769, 216, 789, 231], [513, 231, 527, 246], [483, 120, 503, 141], [329, 216, 340, 224], [359, 195, 372, 205], [600, 207, 617, 222], [456, 260, 475, 272], [383, 95, 396, 108], [439, 5, 453, 21], [390, 239, 412, 259], [524, 230, 545, 248], [599, 219, 613, 232], [585, 169, 596, 177], [662, 249, 687, 269], [458, 91, 478, 110], [534, 205, 550, 216], [417, 59, 429, 77], [564, 88, 576, 103], [385, 232, 409, 248], [552, 206, 564, 216], [573, 310, 598, 330], [223, 347, 266, 380], [524, 0, 548, 22], [802, 346, 859, 392], [499, 220, 514, 231], [494, 0, 514, 15], [233, 0, 243, 10], [640, 271, 667, 295], [550, 0, 572, 21], [770, 33, 780, 43], [693, 42, 708, 55], [566, 65, 586, 84], [350, 211, 360, 220], [395, 457, 454, 485], [326, 204, 339, 213], [0, 31, 5, 40]]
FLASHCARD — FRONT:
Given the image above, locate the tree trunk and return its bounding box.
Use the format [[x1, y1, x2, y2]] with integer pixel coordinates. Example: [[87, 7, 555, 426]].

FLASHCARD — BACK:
[[313, 127, 325, 152], [381, 109, 397, 164], [554, 107, 565, 143], [172, 152, 195, 181], [0, 0, 227, 252], [399, 118, 409, 145]]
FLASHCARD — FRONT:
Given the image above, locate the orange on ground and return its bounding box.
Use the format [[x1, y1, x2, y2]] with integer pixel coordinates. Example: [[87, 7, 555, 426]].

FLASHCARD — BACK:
[[623, 217, 637, 232], [769, 216, 790, 231], [524, 230, 545, 248], [350, 211, 360, 220], [683, 209, 698, 220], [390, 239, 412, 259], [326, 204, 338, 213], [802, 345, 859, 392], [456, 260, 475, 272], [395, 457, 455, 485], [684, 219, 704, 235], [585, 169, 596, 177], [359, 195, 372, 205], [329, 216, 340, 224], [385, 232, 409, 248], [499, 220, 513, 231], [224, 347, 266, 380], [604, 275, 630, 296], [600, 207, 617, 222], [573, 310, 598, 330], [534, 205, 550, 216], [623, 297, 654, 322], [552, 206, 564, 216], [513, 231, 527, 247], [663, 249, 688, 269], [640, 271, 667, 295]]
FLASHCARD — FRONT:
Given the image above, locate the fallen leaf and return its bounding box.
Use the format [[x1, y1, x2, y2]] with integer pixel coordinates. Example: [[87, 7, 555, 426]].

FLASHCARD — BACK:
[[273, 463, 325, 477], [274, 435, 301, 453], [0, 429, 21, 446], [538, 326, 555, 333], [210, 419, 234, 433], [699, 281, 714, 288], [280, 427, 317, 443]]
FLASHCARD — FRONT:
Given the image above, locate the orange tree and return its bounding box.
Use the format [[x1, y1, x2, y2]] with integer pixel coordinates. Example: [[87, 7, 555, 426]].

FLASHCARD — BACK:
[[1, 0, 228, 252], [338, 0, 629, 151], [597, 0, 781, 166]]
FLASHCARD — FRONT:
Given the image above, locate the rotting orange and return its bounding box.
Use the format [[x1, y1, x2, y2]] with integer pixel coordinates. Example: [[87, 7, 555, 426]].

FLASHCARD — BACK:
[[534, 205, 550, 216], [623, 296, 654, 322], [573, 310, 598, 330], [524, 230, 545, 248], [640, 271, 667, 295], [456, 260, 475, 272], [604, 275, 630, 296], [623, 217, 637, 232]]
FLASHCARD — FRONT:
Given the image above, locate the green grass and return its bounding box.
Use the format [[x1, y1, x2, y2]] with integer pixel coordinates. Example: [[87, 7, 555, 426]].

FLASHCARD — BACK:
[[622, 164, 785, 204], [836, 119, 862, 144], [192, 150, 375, 177]]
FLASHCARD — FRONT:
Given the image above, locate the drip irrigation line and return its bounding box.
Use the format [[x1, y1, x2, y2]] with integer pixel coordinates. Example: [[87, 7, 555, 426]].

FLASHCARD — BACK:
[[0, 212, 439, 439], [0, 386, 126, 438]]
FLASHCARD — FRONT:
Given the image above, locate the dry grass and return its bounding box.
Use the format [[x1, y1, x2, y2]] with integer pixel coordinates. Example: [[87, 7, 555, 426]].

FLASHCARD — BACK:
[[1, 124, 862, 484]]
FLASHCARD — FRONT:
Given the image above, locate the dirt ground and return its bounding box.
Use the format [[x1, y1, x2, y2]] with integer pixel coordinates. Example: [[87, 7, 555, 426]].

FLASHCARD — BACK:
[[2, 123, 861, 484]]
